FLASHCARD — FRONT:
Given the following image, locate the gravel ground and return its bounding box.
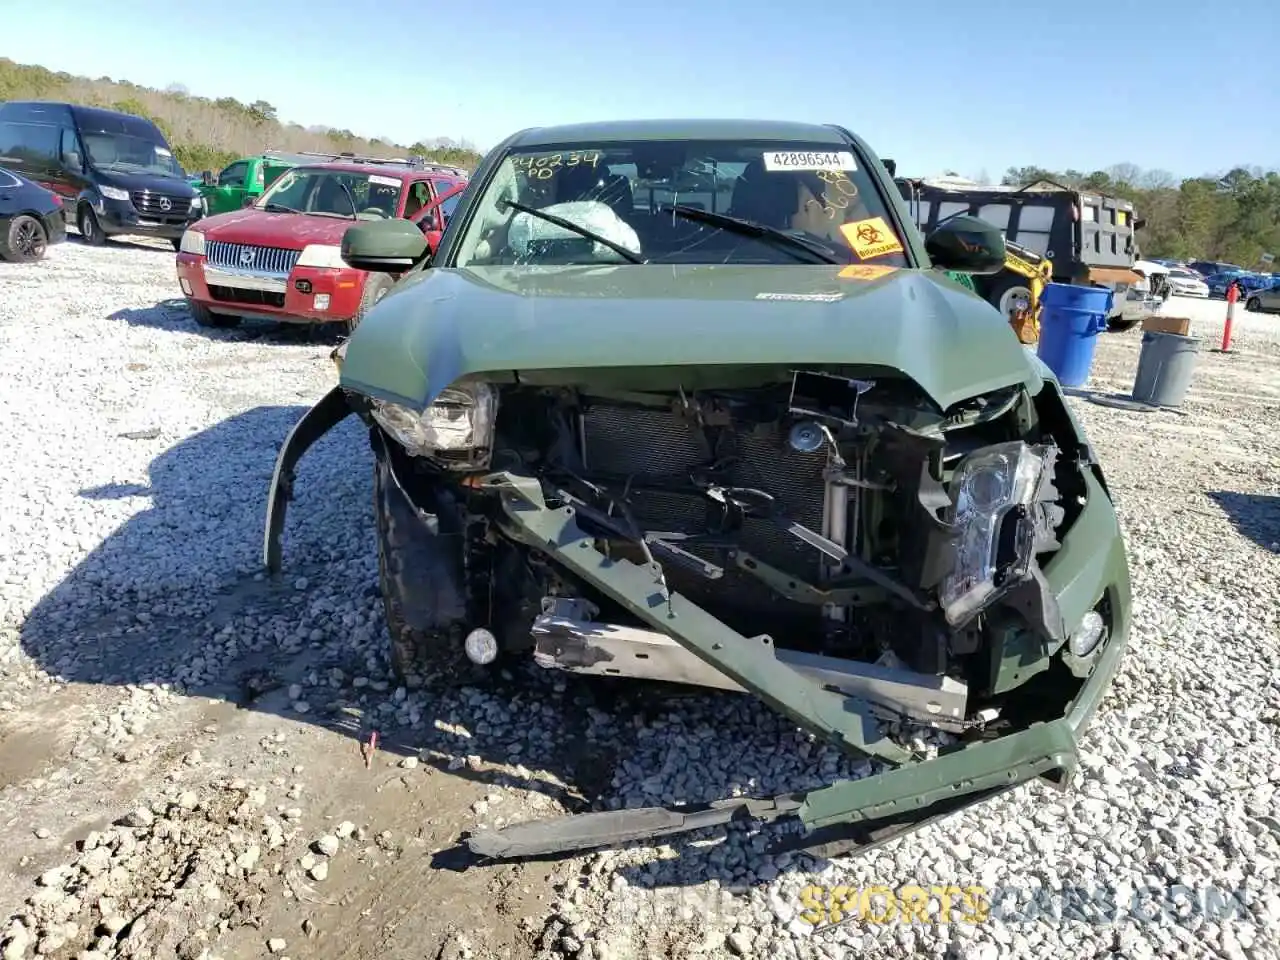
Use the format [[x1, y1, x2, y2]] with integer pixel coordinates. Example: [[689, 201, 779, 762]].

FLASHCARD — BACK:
[[0, 239, 1278, 960]]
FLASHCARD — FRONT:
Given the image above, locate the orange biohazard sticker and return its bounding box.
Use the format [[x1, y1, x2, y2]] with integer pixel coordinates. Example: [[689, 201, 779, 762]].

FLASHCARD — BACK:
[[839, 217, 904, 260], [838, 264, 898, 281]]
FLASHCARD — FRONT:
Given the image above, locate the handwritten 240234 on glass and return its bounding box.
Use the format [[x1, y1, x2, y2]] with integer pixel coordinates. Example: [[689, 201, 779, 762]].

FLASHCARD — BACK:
[[473, 140, 907, 265]]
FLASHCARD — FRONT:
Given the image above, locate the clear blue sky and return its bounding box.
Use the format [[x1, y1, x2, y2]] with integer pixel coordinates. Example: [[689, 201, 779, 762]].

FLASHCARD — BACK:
[[3, 0, 1277, 179]]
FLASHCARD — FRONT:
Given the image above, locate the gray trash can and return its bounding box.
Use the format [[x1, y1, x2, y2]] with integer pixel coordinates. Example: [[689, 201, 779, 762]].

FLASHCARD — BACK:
[[1131, 330, 1202, 407]]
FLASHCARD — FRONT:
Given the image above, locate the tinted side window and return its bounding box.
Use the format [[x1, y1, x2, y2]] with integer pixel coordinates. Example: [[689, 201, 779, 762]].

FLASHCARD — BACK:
[[0, 121, 59, 165], [440, 191, 462, 219], [219, 161, 249, 187], [60, 128, 83, 167]]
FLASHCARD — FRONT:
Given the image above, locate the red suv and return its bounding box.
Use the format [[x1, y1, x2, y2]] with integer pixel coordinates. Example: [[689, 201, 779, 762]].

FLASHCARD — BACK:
[[175, 157, 467, 331]]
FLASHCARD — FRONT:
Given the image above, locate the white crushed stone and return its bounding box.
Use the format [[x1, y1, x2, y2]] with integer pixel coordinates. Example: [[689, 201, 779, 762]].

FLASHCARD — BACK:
[[0, 236, 1277, 960]]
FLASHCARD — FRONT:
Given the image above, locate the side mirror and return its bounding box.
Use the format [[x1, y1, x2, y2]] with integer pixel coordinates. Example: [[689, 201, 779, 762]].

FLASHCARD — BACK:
[[341, 219, 428, 274], [201, 170, 215, 186], [882, 158, 896, 178], [241, 195, 256, 208], [925, 214, 1006, 275]]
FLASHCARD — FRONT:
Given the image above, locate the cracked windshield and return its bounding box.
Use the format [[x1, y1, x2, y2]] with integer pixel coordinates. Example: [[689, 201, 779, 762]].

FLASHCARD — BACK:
[[453, 140, 911, 266]]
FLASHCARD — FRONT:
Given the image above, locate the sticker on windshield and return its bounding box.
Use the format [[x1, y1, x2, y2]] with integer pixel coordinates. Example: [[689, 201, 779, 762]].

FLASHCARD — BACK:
[[839, 217, 904, 260], [155, 147, 172, 157], [369, 174, 401, 187], [763, 151, 857, 172], [838, 264, 898, 281]]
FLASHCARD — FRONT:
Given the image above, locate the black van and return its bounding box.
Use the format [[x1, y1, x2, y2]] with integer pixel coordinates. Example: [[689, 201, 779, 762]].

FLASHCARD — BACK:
[[0, 101, 202, 249]]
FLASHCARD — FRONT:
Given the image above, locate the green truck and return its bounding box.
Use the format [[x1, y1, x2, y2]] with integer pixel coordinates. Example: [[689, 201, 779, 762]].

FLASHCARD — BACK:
[[263, 119, 1132, 863], [193, 151, 314, 216], [193, 150, 469, 217]]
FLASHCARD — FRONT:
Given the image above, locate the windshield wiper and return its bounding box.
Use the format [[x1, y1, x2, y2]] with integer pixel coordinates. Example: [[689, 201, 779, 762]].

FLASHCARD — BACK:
[[336, 181, 359, 221], [497, 198, 645, 264], [657, 203, 841, 264], [263, 202, 300, 214]]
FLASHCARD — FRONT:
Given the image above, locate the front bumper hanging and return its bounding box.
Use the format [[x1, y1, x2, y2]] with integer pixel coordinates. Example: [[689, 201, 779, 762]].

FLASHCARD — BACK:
[[463, 467, 1130, 861], [261, 391, 1132, 863]]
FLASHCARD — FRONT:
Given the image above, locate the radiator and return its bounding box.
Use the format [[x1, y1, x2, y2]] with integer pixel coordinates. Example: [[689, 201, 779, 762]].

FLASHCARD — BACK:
[[581, 403, 834, 621]]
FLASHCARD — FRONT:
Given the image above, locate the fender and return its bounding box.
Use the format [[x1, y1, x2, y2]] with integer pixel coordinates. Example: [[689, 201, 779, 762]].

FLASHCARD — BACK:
[[262, 387, 355, 574]]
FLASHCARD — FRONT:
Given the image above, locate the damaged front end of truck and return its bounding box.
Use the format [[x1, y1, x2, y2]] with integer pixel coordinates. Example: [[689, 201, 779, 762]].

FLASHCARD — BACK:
[[262, 261, 1131, 863]]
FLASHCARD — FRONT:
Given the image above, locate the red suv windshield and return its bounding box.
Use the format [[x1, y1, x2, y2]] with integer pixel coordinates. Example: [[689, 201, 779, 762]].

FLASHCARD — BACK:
[[257, 167, 404, 219]]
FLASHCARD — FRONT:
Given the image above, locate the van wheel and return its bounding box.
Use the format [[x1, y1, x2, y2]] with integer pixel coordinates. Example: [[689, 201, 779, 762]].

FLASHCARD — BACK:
[[1, 215, 49, 262], [170, 238, 182, 251], [345, 273, 395, 335], [77, 205, 106, 246], [187, 298, 240, 329]]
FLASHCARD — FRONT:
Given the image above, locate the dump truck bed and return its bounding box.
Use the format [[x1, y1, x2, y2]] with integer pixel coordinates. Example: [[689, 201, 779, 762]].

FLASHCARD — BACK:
[[896, 178, 1138, 282]]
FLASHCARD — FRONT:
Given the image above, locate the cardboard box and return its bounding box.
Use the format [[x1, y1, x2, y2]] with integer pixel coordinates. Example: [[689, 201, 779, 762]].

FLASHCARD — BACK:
[[1142, 315, 1192, 336]]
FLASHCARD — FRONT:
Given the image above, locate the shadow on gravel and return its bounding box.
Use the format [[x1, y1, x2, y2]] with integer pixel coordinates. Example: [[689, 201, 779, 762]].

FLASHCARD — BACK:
[[66, 234, 174, 254], [1062, 387, 1191, 417], [110, 299, 345, 346], [1208, 491, 1280, 553], [17, 404, 886, 893]]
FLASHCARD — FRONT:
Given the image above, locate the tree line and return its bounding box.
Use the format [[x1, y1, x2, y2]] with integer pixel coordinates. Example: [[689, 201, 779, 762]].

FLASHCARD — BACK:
[[997, 164, 1279, 270], [6, 57, 1273, 266], [0, 58, 483, 176]]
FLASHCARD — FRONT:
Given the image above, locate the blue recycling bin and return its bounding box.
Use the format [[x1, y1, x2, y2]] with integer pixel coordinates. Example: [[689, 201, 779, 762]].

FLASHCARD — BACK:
[[1035, 283, 1115, 388]]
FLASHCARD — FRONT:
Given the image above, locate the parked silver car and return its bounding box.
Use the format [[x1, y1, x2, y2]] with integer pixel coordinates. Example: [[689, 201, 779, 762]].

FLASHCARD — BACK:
[[1166, 267, 1210, 298], [1244, 280, 1280, 314]]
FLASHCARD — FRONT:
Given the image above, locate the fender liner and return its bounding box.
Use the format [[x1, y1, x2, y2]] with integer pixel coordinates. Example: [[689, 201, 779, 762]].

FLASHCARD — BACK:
[[262, 387, 354, 574]]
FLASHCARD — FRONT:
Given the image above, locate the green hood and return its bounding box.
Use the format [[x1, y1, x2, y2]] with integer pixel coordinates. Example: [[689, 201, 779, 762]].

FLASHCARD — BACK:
[[338, 264, 1043, 411]]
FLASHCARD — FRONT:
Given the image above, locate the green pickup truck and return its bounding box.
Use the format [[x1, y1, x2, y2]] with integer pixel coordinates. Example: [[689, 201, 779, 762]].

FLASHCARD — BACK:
[[194, 151, 312, 216]]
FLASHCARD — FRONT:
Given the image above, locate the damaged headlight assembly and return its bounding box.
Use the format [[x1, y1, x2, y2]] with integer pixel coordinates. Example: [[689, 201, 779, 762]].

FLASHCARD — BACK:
[[369, 382, 498, 467], [939, 440, 1057, 625]]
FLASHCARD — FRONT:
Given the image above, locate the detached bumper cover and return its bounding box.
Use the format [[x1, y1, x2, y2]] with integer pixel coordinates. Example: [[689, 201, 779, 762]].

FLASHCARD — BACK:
[[261, 389, 1132, 861]]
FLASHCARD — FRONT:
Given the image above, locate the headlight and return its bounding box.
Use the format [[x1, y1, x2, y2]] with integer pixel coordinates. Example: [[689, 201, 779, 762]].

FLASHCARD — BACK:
[[295, 244, 346, 269], [370, 382, 497, 468], [939, 441, 1056, 625], [99, 186, 130, 202], [179, 229, 206, 256], [190, 195, 204, 211]]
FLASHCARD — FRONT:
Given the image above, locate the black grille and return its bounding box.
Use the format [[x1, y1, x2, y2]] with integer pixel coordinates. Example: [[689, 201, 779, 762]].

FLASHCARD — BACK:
[[581, 403, 832, 619], [208, 285, 285, 308], [130, 191, 191, 217]]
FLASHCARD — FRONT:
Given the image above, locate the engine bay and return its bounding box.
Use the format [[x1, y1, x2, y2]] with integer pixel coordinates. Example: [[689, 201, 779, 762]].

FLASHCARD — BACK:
[[372, 365, 1090, 731]]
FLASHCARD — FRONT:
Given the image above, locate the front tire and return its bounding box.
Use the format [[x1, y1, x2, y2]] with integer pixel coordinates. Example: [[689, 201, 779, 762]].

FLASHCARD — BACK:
[[187, 298, 240, 329], [0, 215, 48, 262], [345, 272, 395, 335], [170, 238, 182, 251], [77, 205, 106, 246], [1246, 297, 1261, 312], [374, 453, 482, 687]]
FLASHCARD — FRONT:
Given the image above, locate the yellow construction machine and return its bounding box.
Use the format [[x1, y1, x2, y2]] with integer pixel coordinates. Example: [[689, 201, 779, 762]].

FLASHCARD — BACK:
[[1001, 239, 1054, 344]]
